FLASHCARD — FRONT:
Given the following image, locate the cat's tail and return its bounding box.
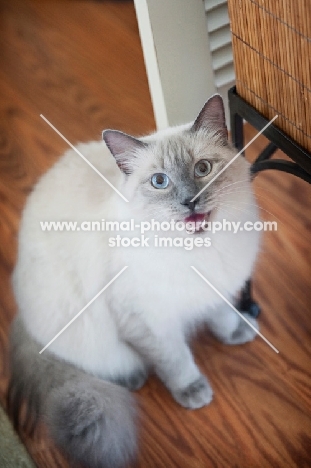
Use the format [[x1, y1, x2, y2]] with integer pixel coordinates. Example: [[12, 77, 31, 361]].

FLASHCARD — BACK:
[[7, 316, 137, 468]]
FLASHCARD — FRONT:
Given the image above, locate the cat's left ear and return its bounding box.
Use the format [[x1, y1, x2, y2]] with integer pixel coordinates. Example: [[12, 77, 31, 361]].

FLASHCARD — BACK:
[[102, 130, 146, 175], [191, 94, 228, 143]]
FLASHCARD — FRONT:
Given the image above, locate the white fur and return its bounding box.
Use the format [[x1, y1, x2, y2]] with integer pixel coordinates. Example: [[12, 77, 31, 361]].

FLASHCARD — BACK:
[[12, 123, 260, 389]]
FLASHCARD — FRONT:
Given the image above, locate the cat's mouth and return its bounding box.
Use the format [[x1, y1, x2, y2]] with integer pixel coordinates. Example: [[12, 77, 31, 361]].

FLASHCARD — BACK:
[[184, 211, 212, 233]]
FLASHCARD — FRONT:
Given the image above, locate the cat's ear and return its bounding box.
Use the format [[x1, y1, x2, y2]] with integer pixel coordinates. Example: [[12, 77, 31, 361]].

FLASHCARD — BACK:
[[192, 94, 228, 143], [102, 130, 146, 175]]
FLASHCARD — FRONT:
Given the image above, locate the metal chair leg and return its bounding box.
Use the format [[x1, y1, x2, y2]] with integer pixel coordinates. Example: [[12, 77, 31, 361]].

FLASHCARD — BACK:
[[229, 89, 261, 318]]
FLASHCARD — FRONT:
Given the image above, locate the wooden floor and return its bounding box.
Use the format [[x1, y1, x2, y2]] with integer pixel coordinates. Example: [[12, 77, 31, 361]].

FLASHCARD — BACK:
[[1, 1, 311, 467]]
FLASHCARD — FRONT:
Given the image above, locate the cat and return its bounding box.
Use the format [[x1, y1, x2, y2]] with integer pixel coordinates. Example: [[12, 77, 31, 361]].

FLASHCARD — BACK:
[[8, 94, 261, 468]]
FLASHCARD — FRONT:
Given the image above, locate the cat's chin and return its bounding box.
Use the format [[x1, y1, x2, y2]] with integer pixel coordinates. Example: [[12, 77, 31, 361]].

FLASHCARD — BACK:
[[184, 210, 213, 234]]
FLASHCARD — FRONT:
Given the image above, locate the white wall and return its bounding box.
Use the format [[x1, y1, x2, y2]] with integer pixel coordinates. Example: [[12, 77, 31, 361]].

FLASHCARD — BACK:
[[134, 0, 217, 129]]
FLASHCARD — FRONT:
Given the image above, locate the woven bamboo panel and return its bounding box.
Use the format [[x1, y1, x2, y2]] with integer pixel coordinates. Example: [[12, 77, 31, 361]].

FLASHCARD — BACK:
[[228, 0, 311, 153]]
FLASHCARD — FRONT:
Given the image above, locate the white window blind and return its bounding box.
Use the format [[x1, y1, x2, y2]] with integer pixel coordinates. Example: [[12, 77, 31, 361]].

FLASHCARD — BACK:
[[204, 0, 235, 123]]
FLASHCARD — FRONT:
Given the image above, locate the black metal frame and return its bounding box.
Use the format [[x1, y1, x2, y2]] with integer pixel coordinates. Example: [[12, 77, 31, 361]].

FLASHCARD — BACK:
[[229, 86, 311, 317], [229, 86, 311, 183]]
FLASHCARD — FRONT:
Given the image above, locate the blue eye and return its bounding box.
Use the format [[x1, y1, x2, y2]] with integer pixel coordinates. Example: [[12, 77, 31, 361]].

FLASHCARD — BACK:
[[151, 173, 170, 189]]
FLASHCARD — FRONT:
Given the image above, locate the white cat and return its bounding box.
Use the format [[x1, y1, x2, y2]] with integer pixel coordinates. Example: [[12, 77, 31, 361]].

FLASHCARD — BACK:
[[8, 95, 260, 468]]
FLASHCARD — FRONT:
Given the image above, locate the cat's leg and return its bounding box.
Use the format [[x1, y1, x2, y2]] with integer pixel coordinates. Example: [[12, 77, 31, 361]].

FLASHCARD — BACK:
[[119, 316, 213, 409], [208, 302, 259, 345], [110, 346, 149, 391], [157, 338, 213, 409], [113, 359, 149, 391]]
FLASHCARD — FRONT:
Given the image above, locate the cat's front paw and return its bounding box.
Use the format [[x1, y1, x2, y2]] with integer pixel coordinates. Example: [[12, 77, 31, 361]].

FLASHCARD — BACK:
[[222, 313, 258, 345], [115, 369, 148, 391], [172, 375, 213, 409]]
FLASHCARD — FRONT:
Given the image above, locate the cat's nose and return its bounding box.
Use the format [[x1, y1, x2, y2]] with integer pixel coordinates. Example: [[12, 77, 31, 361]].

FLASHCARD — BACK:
[[181, 196, 200, 211]]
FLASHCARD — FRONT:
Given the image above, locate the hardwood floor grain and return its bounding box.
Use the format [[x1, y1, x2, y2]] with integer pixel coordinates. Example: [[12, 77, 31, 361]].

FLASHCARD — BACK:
[[0, 1, 311, 467]]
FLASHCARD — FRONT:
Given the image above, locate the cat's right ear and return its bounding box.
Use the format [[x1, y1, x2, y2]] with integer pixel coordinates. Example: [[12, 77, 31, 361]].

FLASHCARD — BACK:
[[191, 94, 228, 143], [102, 130, 146, 175]]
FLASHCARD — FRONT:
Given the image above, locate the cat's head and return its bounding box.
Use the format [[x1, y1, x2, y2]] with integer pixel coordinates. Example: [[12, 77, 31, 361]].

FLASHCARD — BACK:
[[103, 94, 251, 230]]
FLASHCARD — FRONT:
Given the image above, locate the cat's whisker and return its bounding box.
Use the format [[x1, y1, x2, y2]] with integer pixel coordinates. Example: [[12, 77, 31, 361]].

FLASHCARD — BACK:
[[217, 196, 270, 217], [217, 189, 277, 207], [218, 182, 282, 199], [217, 191, 302, 234], [212, 178, 252, 195], [216, 201, 258, 219], [216, 193, 284, 223], [216, 201, 284, 228], [216, 188, 262, 198]]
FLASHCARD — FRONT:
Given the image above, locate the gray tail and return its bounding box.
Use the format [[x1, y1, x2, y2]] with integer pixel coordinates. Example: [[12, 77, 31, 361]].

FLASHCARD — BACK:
[[7, 316, 138, 468]]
